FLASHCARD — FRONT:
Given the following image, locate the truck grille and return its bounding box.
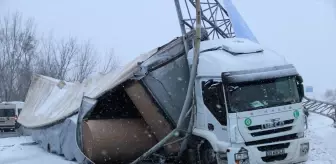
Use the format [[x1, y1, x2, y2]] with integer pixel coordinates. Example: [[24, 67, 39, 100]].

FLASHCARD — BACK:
[[251, 126, 292, 137], [245, 119, 296, 163], [247, 119, 294, 137], [247, 119, 294, 131]]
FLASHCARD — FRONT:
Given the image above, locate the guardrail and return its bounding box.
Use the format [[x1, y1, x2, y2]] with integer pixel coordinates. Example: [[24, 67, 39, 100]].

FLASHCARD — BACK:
[[302, 96, 336, 122]]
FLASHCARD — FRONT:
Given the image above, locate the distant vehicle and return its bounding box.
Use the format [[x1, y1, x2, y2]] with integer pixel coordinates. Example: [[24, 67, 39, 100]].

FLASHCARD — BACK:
[[0, 101, 24, 132]]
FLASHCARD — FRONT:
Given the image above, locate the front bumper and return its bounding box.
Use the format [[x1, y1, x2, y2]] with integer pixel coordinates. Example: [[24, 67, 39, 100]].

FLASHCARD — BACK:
[[225, 138, 309, 164], [0, 125, 15, 129]]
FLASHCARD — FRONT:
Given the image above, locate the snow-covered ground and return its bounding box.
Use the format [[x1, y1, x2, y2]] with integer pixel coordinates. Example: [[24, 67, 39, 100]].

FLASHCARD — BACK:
[[306, 113, 336, 164], [0, 113, 335, 164], [0, 136, 76, 164]]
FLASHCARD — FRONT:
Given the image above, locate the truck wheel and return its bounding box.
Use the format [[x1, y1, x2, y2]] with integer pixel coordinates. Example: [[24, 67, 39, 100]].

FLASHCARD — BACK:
[[200, 142, 217, 164], [15, 122, 21, 129]]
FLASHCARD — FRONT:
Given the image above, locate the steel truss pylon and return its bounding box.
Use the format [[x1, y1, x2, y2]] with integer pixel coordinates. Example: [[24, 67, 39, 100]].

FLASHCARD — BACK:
[[174, 0, 235, 39]]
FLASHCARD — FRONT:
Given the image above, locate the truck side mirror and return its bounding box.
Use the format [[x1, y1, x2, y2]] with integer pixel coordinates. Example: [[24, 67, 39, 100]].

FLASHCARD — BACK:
[[298, 83, 304, 101], [296, 75, 303, 84], [296, 75, 304, 101]]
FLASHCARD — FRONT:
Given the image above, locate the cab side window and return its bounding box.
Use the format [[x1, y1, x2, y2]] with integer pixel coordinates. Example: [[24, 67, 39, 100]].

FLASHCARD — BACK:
[[202, 80, 227, 126]]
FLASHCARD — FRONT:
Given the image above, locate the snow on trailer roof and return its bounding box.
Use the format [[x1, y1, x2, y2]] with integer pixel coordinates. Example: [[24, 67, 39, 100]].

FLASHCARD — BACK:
[[17, 48, 160, 128], [187, 38, 289, 77], [18, 74, 85, 128], [84, 47, 158, 99], [18, 29, 206, 128]]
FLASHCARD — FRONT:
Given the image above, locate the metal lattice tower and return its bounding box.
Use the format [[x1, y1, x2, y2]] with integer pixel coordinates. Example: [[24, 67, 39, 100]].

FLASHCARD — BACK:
[[174, 0, 235, 39], [303, 97, 336, 122]]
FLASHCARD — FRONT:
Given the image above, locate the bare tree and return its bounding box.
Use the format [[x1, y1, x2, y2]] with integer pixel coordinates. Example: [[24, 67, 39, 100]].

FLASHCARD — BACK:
[[71, 40, 97, 82], [101, 48, 119, 74], [36, 36, 107, 83], [16, 19, 38, 100], [36, 35, 79, 81], [35, 34, 59, 78], [0, 12, 37, 101], [54, 37, 79, 80], [0, 12, 119, 101], [324, 89, 336, 102]]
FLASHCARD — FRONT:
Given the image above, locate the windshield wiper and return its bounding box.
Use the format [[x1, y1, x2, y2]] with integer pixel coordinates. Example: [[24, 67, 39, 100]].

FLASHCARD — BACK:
[[228, 86, 240, 93], [200, 46, 223, 54], [200, 45, 264, 55]]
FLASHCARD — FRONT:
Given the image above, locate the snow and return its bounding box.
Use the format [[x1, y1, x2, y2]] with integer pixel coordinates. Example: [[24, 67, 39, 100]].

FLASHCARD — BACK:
[[306, 113, 336, 163], [18, 74, 84, 128], [198, 38, 263, 54], [34, 87, 67, 117], [0, 113, 335, 163], [0, 136, 76, 164], [188, 38, 289, 76]]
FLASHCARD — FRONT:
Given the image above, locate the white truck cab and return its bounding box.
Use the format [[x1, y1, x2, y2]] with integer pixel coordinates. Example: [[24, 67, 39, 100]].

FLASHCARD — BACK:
[[187, 38, 309, 164]]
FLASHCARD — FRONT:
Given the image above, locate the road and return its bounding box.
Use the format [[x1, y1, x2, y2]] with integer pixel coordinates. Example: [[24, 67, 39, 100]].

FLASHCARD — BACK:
[[0, 127, 31, 138], [0, 130, 20, 138]]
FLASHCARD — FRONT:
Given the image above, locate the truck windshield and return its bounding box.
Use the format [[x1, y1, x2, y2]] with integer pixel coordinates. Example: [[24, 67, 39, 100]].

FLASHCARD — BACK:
[[0, 109, 15, 117], [227, 76, 300, 113]]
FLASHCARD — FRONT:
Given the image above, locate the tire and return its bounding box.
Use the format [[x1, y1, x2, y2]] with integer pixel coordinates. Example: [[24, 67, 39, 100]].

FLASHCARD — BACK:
[[15, 122, 21, 129], [200, 142, 217, 164]]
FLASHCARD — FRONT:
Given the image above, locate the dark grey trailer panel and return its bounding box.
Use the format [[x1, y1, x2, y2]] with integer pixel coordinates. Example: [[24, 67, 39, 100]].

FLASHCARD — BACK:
[[139, 28, 209, 126]]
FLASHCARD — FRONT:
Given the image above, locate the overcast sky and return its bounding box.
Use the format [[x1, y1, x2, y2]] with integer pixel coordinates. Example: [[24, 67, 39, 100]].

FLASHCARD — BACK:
[[1, 0, 336, 94]]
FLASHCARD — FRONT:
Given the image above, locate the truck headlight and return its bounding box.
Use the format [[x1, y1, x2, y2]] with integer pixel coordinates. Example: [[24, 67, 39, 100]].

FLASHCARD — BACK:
[[300, 143, 309, 156], [235, 150, 250, 164], [235, 152, 248, 160]]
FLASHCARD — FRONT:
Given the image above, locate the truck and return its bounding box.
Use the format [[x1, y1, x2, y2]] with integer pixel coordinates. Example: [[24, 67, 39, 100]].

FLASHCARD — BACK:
[[18, 0, 309, 163], [186, 38, 309, 164], [18, 28, 309, 164]]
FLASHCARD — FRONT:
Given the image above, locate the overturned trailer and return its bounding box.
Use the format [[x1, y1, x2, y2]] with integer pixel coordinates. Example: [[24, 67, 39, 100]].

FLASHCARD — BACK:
[[18, 29, 209, 164]]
